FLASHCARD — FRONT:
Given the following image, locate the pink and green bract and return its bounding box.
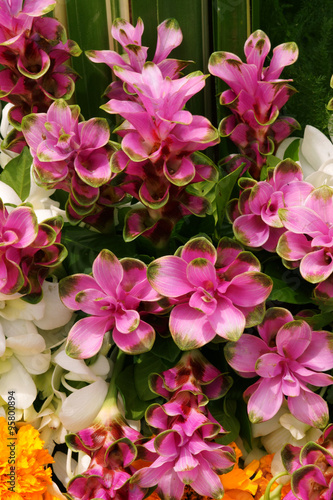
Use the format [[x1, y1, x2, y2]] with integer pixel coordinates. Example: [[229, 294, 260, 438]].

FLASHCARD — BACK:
[[228, 159, 313, 252], [131, 351, 236, 500], [88, 17, 219, 242], [277, 185, 333, 300], [208, 30, 299, 179], [147, 236, 272, 350], [0, 198, 66, 301], [21, 99, 119, 223], [59, 249, 162, 358], [66, 412, 145, 500], [225, 307, 333, 428], [0, 0, 81, 154], [281, 425, 333, 500]]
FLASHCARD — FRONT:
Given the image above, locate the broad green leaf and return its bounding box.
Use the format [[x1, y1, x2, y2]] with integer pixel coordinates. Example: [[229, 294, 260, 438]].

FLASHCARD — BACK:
[[283, 139, 300, 161], [116, 364, 150, 420], [266, 155, 281, 169], [209, 399, 240, 445], [134, 352, 171, 401], [215, 164, 244, 231], [300, 311, 333, 330], [265, 261, 314, 305], [0, 147, 32, 201], [151, 335, 181, 363]]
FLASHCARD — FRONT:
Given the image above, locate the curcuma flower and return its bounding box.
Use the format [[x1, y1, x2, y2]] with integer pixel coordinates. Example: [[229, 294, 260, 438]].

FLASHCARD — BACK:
[[277, 184, 333, 300], [147, 236, 272, 349], [208, 30, 299, 179], [22, 99, 119, 222], [60, 249, 161, 358], [281, 424, 333, 500], [225, 307, 333, 428], [228, 159, 313, 252]]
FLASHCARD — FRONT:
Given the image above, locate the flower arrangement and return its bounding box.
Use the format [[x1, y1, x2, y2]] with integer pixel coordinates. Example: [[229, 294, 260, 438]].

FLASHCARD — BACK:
[[0, 2, 332, 500]]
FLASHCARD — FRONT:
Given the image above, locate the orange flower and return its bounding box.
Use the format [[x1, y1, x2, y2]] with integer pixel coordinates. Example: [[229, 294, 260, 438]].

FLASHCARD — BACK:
[[0, 416, 61, 500]]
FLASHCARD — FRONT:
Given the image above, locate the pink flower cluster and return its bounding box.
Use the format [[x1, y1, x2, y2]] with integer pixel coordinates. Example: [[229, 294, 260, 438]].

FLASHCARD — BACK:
[[0, 198, 66, 301], [228, 159, 313, 252], [87, 18, 219, 242], [209, 30, 299, 179], [22, 99, 119, 222], [67, 414, 145, 500], [131, 350, 236, 500], [147, 236, 272, 349], [225, 307, 333, 428], [60, 249, 162, 358], [281, 425, 333, 500], [0, 0, 81, 154]]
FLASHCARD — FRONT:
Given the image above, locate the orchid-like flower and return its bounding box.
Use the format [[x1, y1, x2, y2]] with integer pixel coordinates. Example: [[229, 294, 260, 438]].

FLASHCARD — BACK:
[[60, 249, 161, 358], [277, 185, 333, 299], [147, 236, 272, 349], [0, 198, 67, 300], [0, 2, 81, 154], [225, 307, 333, 428], [131, 351, 236, 500], [228, 159, 313, 252], [281, 425, 333, 499], [22, 99, 118, 222], [208, 30, 299, 178]]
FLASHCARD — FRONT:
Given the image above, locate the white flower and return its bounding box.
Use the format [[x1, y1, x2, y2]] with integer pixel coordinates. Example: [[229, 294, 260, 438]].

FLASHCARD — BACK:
[[276, 124, 333, 187], [0, 103, 16, 168]]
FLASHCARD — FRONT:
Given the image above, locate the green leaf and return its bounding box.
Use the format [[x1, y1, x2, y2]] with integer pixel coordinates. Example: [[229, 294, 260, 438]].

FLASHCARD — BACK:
[[116, 364, 150, 420], [266, 155, 281, 169], [265, 261, 314, 305], [151, 335, 181, 363], [215, 164, 244, 231], [209, 399, 240, 445], [0, 147, 32, 201], [61, 225, 136, 275], [300, 311, 333, 330], [134, 352, 171, 401], [283, 139, 300, 161]]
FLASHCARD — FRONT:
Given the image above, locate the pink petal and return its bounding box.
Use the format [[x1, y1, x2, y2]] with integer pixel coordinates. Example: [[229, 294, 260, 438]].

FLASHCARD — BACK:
[[22, 0, 56, 15], [85, 49, 126, 68], [273, 158, 303, 187], [37, 140, 70, 162], [122, 132, 152, 162], [47, 99, 75, 132], [248, 182, 273, 215], [300, 248, 333, 283], [59, 274, 101, 310], [66, 316, 110, 358], [186, 259, 217, 289], [208, 297, 245, 341], [74, 151, 111, 187], [153, 18, 183, 63], [297, 330, 333, 371], [244, 30, 271, 75], [292, 465, 327, 500], [115, 307, 140, 333], [276, 231, 312, 261], [224, 334, 270, 376], [279, 206, 328, 236], [169, 304, 216, 349], [21, 113, 47, 152], [73, 288, 111, 315], [181, 237, 217, 264], [255, 352, 284, 378], [264, 42, 298, 80], [282, 182, 313, 206], [258, 307, 294, 345], [189, 457, 224, 499], [233, 214, 270, 247], [147, 256, 192, 297], [276, 320, 312, 359], [92, 249, 123, 296], [215, 237, 243, 269], [112, 320, 155, 355], [287, 387, 329, 428], [5, 207, 37, 248], [163, 157, 195, 186], [248, 377, 284, 423], [78, 118, 110, 149], [189, 290, 217, 315], [225, 272, 272, 306], [304, 185, 333, 225], [157, 469, 185, 500]]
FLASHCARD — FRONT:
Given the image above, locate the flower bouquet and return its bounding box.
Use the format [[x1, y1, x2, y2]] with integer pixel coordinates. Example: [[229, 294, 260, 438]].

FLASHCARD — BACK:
[[0, 2, 332, 500]]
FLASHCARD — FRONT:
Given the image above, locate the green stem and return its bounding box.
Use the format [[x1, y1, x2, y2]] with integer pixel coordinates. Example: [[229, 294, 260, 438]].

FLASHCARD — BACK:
[[261, 472, 289, 500]]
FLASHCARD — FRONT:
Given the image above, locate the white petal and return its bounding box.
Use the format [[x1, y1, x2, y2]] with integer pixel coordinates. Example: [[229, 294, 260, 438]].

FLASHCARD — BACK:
[[34, 282, 73, 330], [53, 349, 99, 382], [271, 452, 291, 485], [58, 378, 108, 432], [1, 103, 14, 138], [251, 405, 288, 438], [0, 324, 6, 357], [279, 412, 310, 440], [53, 451, 76, 487], [275, 137, 298, 160], [1, 318, 39, 338], [0, 357, 37, 409], [6, 333, 46, 354], [305, 170, 332, 188], [90, 355, 111, 377], [0, 181, 22, 205], [301, 125, 333, 171], [243, 447, 266, 467], [0, 299, 45, 321], [261, 426, 292, 454], [16, 351, 51, 375]]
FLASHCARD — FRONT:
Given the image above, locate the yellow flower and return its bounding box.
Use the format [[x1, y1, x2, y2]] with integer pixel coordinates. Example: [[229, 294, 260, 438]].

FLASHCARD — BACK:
[[0, 416, 60, 500]]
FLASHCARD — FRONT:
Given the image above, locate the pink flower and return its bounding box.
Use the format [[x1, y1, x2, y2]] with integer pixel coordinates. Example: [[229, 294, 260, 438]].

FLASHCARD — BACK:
[[277, 185, 333, 299], [281, 425, 333, 500], [22, 99, 117, 222], [225, 307, 333, 428], [228, 159, 313, 252], [208, 30, 299, 178], [131, 351, 236, 500], [147, 236, 272, 349], [0, 199, 66, 300], [60, 249, 161, 358]]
